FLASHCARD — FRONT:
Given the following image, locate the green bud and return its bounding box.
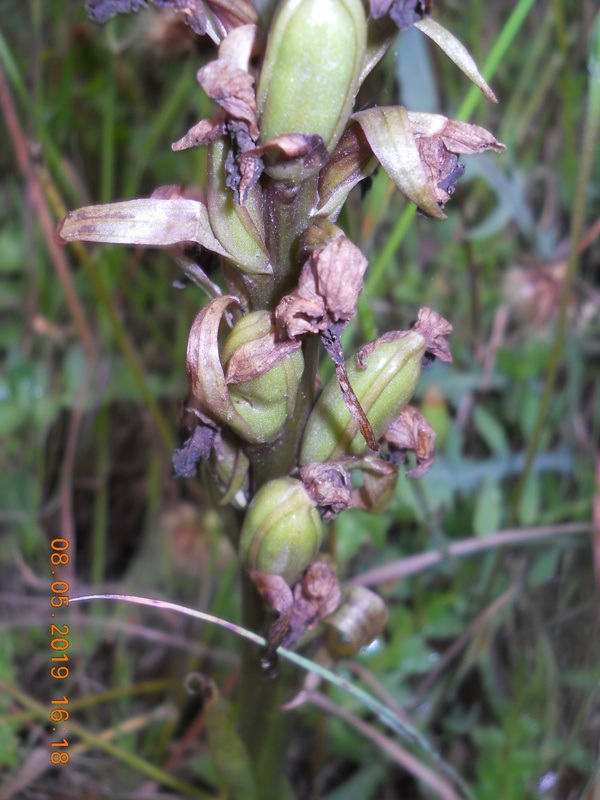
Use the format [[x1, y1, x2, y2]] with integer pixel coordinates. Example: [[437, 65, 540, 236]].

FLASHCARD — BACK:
[[239, 477, 323, 585], [222, 311, 304, 443], [257, 0, 366, 154], [300, 331, 426, 464]]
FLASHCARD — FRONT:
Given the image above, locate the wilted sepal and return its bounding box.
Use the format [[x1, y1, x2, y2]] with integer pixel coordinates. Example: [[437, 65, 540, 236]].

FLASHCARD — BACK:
[[57, 197, 234, 257], [352, 107, 505, 218], [415, 18, 497, 103], [325, 586, 389, 659], [187, 300, 304, 444], [284, 560, 342, 648], [187, 297, 263, 444], [256, 0, 367, 178], [239, 477, 323, 585], [382, 404, 436, 477], [275, 221, 368, 337], [221, 310, 304, 442]]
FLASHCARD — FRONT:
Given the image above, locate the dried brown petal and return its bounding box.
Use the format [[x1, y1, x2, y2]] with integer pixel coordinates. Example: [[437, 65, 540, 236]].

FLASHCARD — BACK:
[[382, 405, 436, 477], [197, 60, 258, 140], [225, 329, 302, 385], [352, 107, 504, 217], [275, 227, 367, 337], [251, 571, 293, 654], [300, 462, 352, 520], [284, 561, 342, 649], [411, 306, 453, 363]]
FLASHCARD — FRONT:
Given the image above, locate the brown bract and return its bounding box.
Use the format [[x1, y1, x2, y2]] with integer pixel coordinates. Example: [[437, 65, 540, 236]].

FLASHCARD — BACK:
[[382, 405, 436, 477], [224, 325, 302, 385]]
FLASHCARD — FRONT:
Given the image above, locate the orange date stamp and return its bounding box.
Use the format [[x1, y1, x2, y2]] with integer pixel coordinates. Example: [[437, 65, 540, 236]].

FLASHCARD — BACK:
[[49, 538, 70, 765]]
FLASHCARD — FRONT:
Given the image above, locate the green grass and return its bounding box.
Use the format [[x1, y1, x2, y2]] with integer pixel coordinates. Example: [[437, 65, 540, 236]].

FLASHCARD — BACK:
[[1, 1, 599, 798]]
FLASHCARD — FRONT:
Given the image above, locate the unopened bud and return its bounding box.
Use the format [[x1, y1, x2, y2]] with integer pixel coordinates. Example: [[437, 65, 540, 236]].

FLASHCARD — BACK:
[[257, 0, 366, 169], [239, 477, 323, 585]]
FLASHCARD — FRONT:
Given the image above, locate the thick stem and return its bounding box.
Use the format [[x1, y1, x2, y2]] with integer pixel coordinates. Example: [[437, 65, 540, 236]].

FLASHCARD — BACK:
[[236, 177, 321, 797], [238, 573, 296, 800]]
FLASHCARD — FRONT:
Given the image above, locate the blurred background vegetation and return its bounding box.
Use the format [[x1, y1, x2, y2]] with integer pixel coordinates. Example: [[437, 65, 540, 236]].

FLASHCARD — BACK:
[[0, 0, 599, 798]]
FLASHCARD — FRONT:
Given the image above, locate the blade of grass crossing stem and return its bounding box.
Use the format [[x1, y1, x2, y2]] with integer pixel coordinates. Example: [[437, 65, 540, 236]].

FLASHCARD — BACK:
[[71, 593, 475, 800]]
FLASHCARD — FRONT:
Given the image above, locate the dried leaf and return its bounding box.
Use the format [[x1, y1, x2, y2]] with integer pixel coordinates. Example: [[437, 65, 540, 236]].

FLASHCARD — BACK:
[[251, 571, 294, 655], [383, 405, 436, 476]]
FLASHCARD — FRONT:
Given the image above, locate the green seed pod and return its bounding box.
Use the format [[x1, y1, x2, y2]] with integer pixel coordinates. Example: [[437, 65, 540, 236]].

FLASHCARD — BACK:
[[239, 477, 323, 585], [256, 0, 366, 155], [222, 311, 304, 443], [300, 331, 426, 464], [325, 586, 388, 659]]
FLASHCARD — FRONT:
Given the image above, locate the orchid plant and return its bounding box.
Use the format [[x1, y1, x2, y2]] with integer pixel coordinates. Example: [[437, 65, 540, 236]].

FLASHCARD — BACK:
[[59, 0, 504, 795]]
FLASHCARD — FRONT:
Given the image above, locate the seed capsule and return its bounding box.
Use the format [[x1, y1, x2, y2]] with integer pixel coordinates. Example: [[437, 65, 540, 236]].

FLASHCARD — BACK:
[[239, 477, 323, 585], [300, 330, 426, 464], [257, 0, 366, 157]]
